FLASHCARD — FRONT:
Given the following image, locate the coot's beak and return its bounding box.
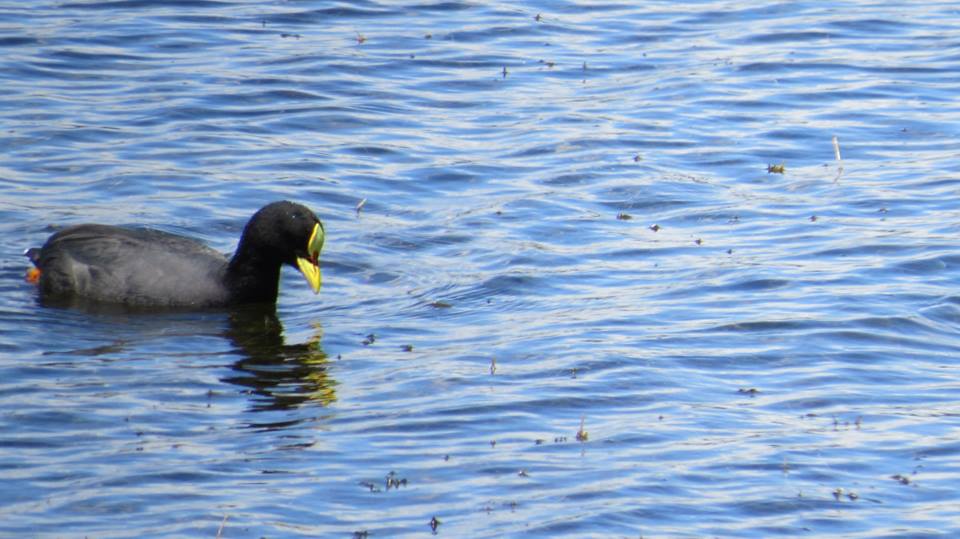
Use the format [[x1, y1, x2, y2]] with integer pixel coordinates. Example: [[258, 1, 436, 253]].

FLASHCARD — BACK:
[[296, 222, 324, 294]]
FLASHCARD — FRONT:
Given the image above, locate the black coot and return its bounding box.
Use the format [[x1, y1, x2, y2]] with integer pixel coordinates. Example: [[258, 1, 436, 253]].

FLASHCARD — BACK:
[[25, 201, 324, 308]]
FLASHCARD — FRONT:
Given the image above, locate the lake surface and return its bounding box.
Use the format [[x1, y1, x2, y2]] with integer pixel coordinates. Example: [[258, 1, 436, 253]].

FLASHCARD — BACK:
[[2, 1, 960, 537]]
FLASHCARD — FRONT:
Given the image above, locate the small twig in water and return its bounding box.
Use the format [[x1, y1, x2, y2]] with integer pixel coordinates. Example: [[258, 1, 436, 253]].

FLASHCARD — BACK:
[[832, 135, 844, 182], [216, 515, 228, 539]]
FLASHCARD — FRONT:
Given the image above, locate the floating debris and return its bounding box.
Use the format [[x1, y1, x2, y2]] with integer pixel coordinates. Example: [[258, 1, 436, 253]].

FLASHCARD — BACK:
[[490, 357, 497, 375], [502, 66, 508, 78], [832, 488, 860, 501], [891, 474, 911, 485], [517, 469, 529, 477], [810, 215, 818, 222], [576, 416, 589, 442], [362, 334, 376, 346], [429, 516, 441, 533], [490, 439, 497, 448], [695, 238, 703, 245], [832, 135, 844, 182], [353, 531, 369, 539], [633, 153, 642, 162], [356, 32, 366, 44], [355, 197, 367, 216], [280, 33, 301, 39], [767, 163, 786, 174], [401, 344, 414, 352], [737, 388, 759, 396], [215, 515, 228, 539], [425, 33, 432, 39], [385, 471, 407, 490], [430, 300, 452, 309], [616, 211, 633, 221], [649, 224, 661, 232], [534, 13, 542, 22]]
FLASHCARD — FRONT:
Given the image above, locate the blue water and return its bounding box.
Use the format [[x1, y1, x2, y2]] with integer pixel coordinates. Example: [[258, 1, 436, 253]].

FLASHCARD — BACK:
[[3, 1, 960, 537]]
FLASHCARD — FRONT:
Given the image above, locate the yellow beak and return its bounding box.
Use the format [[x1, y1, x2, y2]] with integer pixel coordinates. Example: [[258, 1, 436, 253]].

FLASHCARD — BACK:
[[295, 222, 324, 294]]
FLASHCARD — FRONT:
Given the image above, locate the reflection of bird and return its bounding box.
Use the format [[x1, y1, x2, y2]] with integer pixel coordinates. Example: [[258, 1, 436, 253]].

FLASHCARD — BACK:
[[25, 201, 324, 308], [225, 308, 336, 412]]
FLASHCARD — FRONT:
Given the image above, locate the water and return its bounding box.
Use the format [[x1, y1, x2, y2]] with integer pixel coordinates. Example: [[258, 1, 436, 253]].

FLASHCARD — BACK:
[[2, 1, 960, 537]]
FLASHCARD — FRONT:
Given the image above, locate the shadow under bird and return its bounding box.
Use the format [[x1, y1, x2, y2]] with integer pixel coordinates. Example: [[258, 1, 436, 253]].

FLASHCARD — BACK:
[[24, 200, 324, 308]]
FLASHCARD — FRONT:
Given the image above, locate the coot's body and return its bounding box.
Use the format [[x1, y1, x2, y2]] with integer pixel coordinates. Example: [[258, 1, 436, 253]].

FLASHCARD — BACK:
[[26, 201, 324, 308]]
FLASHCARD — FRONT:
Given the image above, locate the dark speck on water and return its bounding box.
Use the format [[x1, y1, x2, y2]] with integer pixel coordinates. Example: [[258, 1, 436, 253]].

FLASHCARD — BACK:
[[3, 1, 960, 538]]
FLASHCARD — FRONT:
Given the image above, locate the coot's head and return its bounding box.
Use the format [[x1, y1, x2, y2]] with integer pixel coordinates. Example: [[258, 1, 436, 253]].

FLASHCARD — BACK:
[[239, 201, 325, 293]]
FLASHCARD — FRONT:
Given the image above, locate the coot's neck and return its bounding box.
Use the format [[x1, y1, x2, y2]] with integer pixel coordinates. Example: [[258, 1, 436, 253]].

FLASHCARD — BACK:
[[225, 241, 282, 305]]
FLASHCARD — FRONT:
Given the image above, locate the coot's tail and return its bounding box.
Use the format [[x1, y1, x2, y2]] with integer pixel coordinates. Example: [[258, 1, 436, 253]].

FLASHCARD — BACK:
[[24, 248, 41, 283], [24, 247, 41, 265]]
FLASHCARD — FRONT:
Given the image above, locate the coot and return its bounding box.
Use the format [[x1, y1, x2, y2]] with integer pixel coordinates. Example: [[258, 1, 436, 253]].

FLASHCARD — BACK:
[[25, 201, 324, 308]]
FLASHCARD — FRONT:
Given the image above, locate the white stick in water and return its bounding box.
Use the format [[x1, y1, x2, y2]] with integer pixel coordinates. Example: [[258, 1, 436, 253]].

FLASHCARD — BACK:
[[832, 136, 844, 182]]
